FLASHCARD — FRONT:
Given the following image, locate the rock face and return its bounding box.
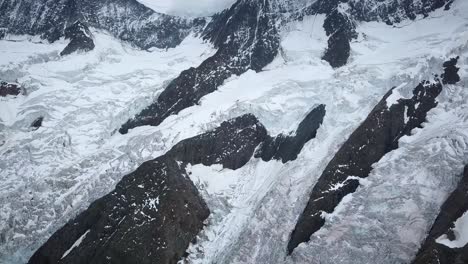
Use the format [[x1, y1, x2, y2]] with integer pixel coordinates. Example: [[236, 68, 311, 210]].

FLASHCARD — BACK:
[[29, 109, 325, 264], [411, 166, 468, 264], [168, 114, 267, 170], [0, 81, 21, 97], [60, 21, 94, 56], [442, 56, 461, 84], [0, 0, 196, 49], [256, 104, 326, 163], [321, 8, 356, 68], [119, 0, 279, 134], [286, 58, 460, 255]]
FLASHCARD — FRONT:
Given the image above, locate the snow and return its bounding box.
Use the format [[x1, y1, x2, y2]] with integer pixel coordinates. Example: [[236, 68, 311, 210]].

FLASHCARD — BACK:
[[61, 230, 90, 259], [136, 0, 237, 17], [187, 164, 240, 195], [1, 1, 468, 264], [0, 31, 215, 263], [436, 211, 468, 248], [145, 197, 160, 211], [386, 82, 409, 107]]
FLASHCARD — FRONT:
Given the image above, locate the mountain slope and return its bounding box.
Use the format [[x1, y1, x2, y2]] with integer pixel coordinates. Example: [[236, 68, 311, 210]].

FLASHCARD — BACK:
[[0, 0, 467, 263]]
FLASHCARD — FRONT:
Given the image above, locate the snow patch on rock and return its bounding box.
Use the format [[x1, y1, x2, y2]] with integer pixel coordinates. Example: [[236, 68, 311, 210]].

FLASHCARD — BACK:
[[436, 211, 468, 248]]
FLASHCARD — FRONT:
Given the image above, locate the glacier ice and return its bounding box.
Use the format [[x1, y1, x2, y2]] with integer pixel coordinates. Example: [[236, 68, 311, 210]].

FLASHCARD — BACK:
[[0, 0, 467, 263]]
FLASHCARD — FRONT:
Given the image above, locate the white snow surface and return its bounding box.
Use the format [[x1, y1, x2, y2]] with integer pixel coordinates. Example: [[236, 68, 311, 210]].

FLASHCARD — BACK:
[[436, 212, 468, 248], [1, 1, 468, 264], [136, 0, 237, 17]]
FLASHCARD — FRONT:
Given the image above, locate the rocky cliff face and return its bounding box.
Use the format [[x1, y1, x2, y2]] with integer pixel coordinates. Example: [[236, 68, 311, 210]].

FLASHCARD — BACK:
[[411, 166, 468, 264], [0, 0, 196, 49]]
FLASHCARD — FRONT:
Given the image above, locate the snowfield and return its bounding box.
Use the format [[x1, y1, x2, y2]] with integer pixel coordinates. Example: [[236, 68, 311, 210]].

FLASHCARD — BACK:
[[0, 1, 468, 264], [136, 0, 237, 17]]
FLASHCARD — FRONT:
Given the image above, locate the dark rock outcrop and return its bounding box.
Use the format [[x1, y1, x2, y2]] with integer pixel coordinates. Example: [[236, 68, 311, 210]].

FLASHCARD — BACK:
[[0, 81, 21, 97], [60, 21, 95, 56], [119, 0, 279, 134], [29, 109, 325, 264], [321, 8, 356, 68], [442, 56, 460, 84], [287, 58, 460, 255], [412, 166, 468, 264], [28, 114, 264, 264], [256, 104, 326, 163], [169, 114, 267, 170]]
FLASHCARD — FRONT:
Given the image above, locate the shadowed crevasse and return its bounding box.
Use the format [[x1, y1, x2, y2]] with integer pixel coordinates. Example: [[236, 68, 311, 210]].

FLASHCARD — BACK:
[[287, 58, 461, 255], [29, 106, 325, 264], [411, 165, 468, 264]]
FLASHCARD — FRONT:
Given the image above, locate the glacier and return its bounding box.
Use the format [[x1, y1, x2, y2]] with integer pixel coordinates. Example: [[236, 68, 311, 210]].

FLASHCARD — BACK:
[[0, 0, 467, 263]]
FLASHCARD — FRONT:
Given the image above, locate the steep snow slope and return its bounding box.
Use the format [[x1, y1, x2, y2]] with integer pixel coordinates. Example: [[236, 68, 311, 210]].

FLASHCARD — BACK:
[[0, 0, 467, 264]]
